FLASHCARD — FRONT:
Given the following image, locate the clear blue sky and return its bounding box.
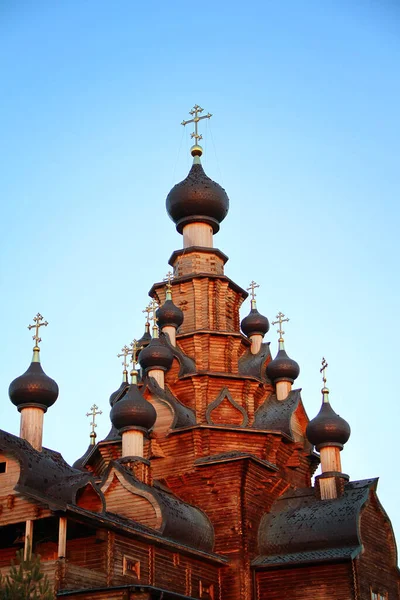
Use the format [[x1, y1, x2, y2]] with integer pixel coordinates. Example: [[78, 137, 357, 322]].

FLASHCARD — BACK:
[[1, 1, 399, 543]]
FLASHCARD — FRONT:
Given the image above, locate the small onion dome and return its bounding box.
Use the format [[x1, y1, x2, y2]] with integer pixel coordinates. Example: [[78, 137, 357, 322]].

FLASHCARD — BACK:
[[306, 395, 351, 450], [109, 379, 129, 407], [9, 357, 59, 412], [138, 337, 173, 373], [266, 348, 300, 384], [156, 299, 183, 330], [110, 384, 156, 432], [137, 323, 152, 348], [72, 443, 93, 471], [241, 308, 270, 337], [166, 160, 229, 234]]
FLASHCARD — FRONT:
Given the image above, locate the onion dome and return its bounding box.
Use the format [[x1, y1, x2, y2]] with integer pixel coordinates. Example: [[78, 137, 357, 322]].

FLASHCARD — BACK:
[[306, 398, 351, 450], [73, 443, 94, 471], [110, 374, 156, 432], [9, 348, 59, 412], [138, 336, 173, 373], [156, 291, 183, 330], [109, 380, 129, 406], [137, 321, 152, 348], [166, 153, 229, 235], [306, 361, 350, 450], [241, 308, 269, 337], [266, 347, 300, 384]]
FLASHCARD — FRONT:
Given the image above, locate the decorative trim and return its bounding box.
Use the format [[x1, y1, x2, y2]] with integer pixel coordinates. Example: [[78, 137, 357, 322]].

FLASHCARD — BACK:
[[206, 388, 249, 427]]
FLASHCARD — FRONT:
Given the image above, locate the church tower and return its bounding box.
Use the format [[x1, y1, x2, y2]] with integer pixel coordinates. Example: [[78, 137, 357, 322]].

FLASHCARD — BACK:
[[1, 106, 399, 600]]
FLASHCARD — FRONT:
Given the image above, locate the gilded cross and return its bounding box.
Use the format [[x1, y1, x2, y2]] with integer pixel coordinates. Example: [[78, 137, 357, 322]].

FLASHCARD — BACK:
[[86, 404, 102, 436], [164, 271, 174, 292], [320, 357, 328, 387], [142, 304, 152, 323], [247, 281, 259, 302], [130, 339, 144, 366], [181, 105, 212, 145], [149, 299, 159, 325], [28, 313, 48, 349], [117, 345, 131, 371], [272, 312, 290, 342]]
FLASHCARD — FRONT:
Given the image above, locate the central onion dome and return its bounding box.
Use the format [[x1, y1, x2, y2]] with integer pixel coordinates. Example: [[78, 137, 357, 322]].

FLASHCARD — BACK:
[[307, 390, 351, 450], [166, 152, 229, 235], [9, 351, 59, 412], [110, 377, 156, 432], [241, 307, 270, 338]]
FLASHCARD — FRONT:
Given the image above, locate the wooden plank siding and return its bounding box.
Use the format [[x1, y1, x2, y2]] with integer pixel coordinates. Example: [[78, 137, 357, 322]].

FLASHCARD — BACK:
[[356, 492, 400, 600], [255, 562, 354, 600]]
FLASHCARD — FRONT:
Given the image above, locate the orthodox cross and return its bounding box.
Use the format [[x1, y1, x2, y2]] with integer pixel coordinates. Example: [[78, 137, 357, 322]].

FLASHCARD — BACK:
[[86, 404, 102, 437], [272, 312, 289, 342], [142, 304, 152, 324], [164, 271, 174, 292], [117, 345, 131, 371], [130, 339, 144, 367], [320, 357, 328, 388], [181, 105, 212, 145], [247, 281, 259, 305], [149, 299, 159, 325], [28, 313, 48, 349]]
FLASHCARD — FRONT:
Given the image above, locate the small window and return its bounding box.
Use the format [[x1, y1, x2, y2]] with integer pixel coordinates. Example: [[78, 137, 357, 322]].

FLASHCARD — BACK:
[[0, 462, 6, 474], [123, 555, 140, 579]]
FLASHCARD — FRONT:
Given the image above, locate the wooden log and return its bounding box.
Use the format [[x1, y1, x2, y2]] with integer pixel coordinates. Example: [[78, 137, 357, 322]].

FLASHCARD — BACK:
[[320, 446, 341, 473], [20, 407, 44, 451], [58, 516, 67, 558], [249, 334, 262, 355], [183, 222, 213, 248], [276, 381, 292, 401], [24, 519, 33, 559], [163, 325, 176, 346], [148, 368, 164, 389], [122, 430, 144, 458]]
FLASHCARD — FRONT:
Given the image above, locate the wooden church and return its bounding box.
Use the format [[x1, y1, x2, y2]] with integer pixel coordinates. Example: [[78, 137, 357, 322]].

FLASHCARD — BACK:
[[1, 106, 399, 599]]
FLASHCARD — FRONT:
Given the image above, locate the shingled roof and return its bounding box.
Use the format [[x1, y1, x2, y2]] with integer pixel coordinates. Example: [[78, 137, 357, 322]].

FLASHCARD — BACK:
[[253, 478, 378, 567], [0, 429, 101, 509]]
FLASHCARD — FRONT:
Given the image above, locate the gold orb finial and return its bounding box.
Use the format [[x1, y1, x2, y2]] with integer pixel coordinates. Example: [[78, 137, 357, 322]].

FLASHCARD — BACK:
[[191, 145, 203, 157]]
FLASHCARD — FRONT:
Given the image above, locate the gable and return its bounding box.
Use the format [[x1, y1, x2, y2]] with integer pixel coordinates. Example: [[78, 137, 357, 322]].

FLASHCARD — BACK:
[[101, 469, 162, 530]]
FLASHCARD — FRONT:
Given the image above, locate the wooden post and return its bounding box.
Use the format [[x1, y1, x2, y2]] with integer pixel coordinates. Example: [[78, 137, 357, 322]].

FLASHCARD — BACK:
[[163, 325, 176, 346], [320, 446, 342, 473], [148, 368, 164, 389], [183, 222, 213, 248], [58, 516, 67, 558], [319, 477, 337, 500], [24, 519, 33, 559], [122, 430, 144, 458], [249, 334, 262, 355], [20, 407, 44, 451], [276, 381, 292, 401]]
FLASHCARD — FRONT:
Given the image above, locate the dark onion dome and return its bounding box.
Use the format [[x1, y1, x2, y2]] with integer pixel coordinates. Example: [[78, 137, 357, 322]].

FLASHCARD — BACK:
[[266, 347, 300, 384], [9, 353, 59, 411], [109, 377, 129, 407], [72, 443, 94, 471], [166, 159, 229, 234], [137, 322, 152, 348], [138, 336, 173, 373], [306, 393, 351, 450], [156, 299, 184, 330], [241, 307, 270, 338], [110, 382, 156, 432]]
